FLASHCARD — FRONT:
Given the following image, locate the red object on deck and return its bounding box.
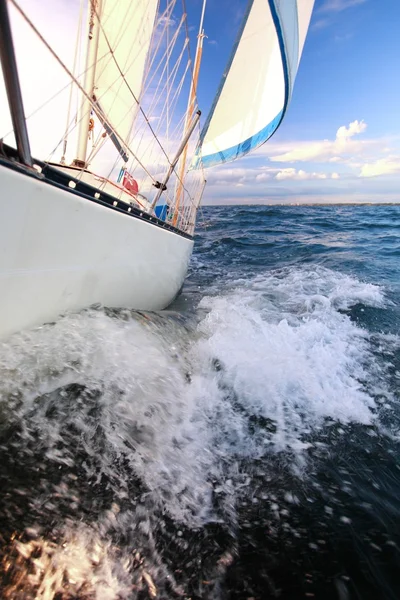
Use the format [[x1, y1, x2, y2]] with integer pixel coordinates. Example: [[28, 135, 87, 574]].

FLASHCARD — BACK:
[[122, 171, 138, 194]]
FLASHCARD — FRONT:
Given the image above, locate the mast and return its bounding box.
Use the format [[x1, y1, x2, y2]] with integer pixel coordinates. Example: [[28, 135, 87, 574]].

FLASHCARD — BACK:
[[73, 0, 102, 168], [188, 176, 206, 235], [150, 110, 201, 211], [172, 0, 206, 226], [0, 0, 32, 167], [60, 0, 84, 165]]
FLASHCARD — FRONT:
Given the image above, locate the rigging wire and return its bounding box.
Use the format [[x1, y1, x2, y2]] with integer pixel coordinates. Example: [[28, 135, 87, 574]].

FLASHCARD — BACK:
[[8, 0, 206, 231], [132, 37, 190, 172], [93, 2, 179, 170], [86, 8, 186, 168], [9, 0, 158, 183], [60, 0, 84, 164], [89, 1, 198, 208]]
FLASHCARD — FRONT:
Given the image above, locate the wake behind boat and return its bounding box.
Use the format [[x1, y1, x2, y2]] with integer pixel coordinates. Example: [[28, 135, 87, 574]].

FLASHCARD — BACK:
[[0, 0, 315, 339]]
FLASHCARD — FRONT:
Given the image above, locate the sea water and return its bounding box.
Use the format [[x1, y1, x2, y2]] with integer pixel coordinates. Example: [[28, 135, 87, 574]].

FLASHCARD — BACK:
[[0, 205, 399, 599]]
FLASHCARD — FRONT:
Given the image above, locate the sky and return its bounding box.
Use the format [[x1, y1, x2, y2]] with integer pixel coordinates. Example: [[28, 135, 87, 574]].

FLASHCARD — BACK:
[[0, 0, 399, 205], [195, 0, 400, 204]]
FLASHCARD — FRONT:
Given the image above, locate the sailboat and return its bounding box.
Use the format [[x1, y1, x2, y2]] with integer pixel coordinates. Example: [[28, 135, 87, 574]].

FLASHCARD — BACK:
[[0, 0, 315, 339]]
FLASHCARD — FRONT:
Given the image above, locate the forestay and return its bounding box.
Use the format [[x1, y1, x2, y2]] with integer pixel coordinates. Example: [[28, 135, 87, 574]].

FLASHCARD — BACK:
[[95, 0, 158, 146], [194, 0, 314, 169]]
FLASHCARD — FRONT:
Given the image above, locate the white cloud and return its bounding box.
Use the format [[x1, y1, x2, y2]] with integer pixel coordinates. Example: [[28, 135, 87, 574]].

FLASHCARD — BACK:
[[312, 18, 331, 31], [268, 120, 375, 164], [318, 0, 367, 13], [206, 167, 247, 185], [359, 156, 400, 178], [255, 172, 271, 181], [270, 141, 332, 163], [207, 165, 338, 185], [312, 1, 366, 31], [202, 157, 398, 205], [275, 168, 328, 181], [157, 15, 177, 27], [336, 120, 367, 139], [201, 117, 400, 204], [203, 120, 399, 207]]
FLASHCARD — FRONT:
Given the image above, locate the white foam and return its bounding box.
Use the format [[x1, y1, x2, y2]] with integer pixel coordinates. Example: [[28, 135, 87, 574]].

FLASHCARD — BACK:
[[0, 267, 395, 508], [0, 311, 215, 525], [196, 266, 392, 451], [0, 266, 398, 597]]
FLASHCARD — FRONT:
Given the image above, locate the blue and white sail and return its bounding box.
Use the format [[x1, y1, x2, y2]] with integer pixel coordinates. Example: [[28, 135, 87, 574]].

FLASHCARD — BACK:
[[193, 0, 314, 169]]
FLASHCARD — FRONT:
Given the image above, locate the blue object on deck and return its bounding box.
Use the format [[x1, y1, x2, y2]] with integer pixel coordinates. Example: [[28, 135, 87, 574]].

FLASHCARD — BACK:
[[155, 204, 168, 220]]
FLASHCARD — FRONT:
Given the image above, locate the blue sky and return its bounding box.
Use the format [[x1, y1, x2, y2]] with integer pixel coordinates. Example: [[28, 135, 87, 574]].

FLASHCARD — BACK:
[[193, 0, 400, 204]]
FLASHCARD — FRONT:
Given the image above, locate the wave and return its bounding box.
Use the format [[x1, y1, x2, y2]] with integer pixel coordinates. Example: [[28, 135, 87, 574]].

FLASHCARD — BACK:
[[0, 266, 398, 598]]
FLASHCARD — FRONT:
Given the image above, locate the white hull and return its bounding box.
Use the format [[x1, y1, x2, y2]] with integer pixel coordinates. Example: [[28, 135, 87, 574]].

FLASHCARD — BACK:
[[0, 164, 194, 339]]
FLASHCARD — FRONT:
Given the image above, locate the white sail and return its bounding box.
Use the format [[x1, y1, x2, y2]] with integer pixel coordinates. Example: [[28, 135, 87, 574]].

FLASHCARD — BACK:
[[194, 0, 314, 169], [94, 0, 159, 146]]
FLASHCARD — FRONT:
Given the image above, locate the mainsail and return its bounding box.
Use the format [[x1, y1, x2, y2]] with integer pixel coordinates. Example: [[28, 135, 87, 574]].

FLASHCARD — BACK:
[[194, 0, 314, 169], [73, 0, 159, 165], [94, 0, 159, 147]]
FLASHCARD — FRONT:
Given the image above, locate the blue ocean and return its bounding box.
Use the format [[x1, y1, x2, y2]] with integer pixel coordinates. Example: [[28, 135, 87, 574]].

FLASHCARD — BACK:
[[1, 205, 399, 599]]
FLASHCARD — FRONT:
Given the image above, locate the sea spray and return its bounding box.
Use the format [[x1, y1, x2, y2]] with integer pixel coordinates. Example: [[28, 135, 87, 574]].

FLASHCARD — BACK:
[[0, 260, 399, 598]]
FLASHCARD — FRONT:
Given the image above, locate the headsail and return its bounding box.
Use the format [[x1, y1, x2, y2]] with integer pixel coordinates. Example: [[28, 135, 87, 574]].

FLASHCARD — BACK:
[[94, 0, 159, 147], [193, 0, 314, 169]]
